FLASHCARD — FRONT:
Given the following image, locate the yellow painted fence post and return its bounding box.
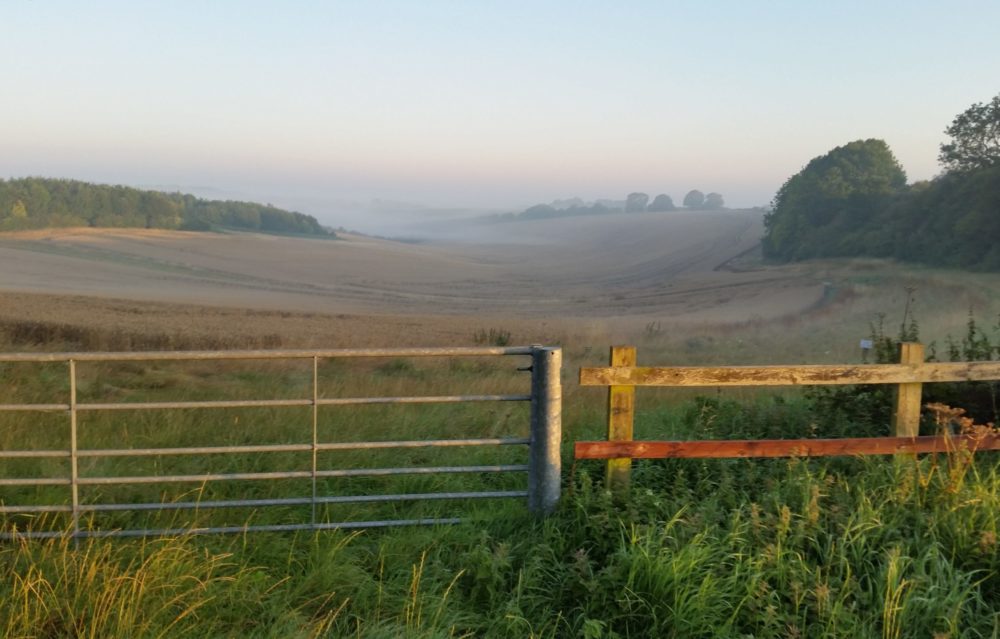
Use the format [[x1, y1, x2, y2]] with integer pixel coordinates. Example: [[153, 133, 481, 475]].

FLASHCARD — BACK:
[[606, 346, 636, 490], [893, 342, 925, 437]]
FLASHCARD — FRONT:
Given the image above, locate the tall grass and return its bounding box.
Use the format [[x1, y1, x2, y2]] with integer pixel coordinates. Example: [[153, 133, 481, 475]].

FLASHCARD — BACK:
[[5, 449, 999, 636]]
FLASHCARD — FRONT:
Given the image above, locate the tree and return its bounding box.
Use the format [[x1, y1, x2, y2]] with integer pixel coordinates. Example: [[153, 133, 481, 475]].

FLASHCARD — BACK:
[[939, 93, 1000, 173], [521, 204, 557, 220], [10, 200, 27, 219], [625, 192, 649, 213], [647, 194, 675, 212], [683, 190, 704, 208], [762, 139, 906, 261], [704, 192, 725, 209]]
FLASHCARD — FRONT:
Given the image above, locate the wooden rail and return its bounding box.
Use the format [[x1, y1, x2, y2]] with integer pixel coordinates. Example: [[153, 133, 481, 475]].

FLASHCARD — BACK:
[[579, 360, 1000, 388], [578, 344, 1000, 488], [575, 434, 1000, 460]]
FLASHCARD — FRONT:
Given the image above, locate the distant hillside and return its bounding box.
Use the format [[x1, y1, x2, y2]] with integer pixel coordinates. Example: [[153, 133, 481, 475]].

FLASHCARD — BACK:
[[0, 178, 333, 237]]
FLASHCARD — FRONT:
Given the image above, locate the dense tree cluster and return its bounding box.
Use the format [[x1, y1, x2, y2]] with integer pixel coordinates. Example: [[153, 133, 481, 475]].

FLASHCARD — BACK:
[[681, 190, 725, 209], [762, 93, 1000, 270], [625, 192, 650, 213], [762, 139, 907, 260], [0, 178, 332, 237], [683, 190, 705, 208], [493, 188, 724, 222], [704, 192, 725, 208], [648, 194, 676, 211]]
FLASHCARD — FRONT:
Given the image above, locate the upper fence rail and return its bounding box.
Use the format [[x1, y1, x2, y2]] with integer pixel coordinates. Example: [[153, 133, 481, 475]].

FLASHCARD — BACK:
[[579, 361, 1000, 387], [0, 345, 562, 539]]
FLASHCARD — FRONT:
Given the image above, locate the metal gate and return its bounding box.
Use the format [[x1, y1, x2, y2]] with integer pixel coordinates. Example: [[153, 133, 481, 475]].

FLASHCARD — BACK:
[[0, 346, 561, 539]]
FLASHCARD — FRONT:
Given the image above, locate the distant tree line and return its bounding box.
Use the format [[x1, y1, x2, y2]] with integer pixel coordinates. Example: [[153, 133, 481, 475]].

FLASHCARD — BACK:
[[0, 178, 333, 237], [762, 92, 1000, 270], [488, 188, 725, 223]]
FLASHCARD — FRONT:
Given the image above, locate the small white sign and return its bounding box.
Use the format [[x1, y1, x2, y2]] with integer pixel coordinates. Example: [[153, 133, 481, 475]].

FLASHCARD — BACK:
[[860, 339, 874, 350]]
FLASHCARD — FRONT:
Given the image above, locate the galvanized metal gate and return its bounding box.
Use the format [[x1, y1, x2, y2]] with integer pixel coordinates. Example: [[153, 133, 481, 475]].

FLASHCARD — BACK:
[[0, 346, 561, 539]]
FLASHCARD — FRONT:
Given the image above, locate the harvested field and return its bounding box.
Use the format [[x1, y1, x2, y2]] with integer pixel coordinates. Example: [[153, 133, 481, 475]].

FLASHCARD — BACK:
[[2, 210, 999, 358], [0, 211, 807, 319]]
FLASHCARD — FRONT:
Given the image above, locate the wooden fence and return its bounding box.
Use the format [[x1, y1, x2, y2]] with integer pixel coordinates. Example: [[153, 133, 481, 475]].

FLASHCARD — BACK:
[[576, 344, 1000, 488]]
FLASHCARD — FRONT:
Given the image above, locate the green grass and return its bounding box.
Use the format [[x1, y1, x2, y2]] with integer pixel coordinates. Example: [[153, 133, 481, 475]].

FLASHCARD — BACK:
[[5, 450, 1000, 637], [3, 343, 1000, 636]]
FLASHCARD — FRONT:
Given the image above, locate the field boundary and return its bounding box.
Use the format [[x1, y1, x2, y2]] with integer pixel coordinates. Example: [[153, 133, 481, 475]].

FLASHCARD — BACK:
[[577, 344, 1000, 488]]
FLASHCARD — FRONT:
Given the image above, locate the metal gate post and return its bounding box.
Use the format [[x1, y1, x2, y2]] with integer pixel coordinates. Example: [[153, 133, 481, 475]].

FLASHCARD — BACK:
[[528, 346, 562, 514]]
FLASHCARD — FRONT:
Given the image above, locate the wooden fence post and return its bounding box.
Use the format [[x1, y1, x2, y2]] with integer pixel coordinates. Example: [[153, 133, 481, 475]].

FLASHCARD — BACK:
[[893, 342, 925, 437], [606, 346, 636, 490]]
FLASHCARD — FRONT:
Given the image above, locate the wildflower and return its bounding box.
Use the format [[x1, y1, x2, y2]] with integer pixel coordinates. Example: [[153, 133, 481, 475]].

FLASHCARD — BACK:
[[814, 582, 831, 614], [979, 530, 997, 554], [778, 505, 792, 536], [807, 484, 821, 525]]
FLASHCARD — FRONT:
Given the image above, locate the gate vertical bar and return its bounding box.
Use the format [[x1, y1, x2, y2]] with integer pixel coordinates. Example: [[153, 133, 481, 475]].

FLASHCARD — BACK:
[[69, 359, 80, 539], [311, 356, 319, 528], [528, 346, 561, 514]]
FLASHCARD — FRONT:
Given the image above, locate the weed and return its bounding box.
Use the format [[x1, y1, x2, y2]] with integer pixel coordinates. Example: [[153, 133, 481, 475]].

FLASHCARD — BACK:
[[473, 328, 512, 347], [643, 321, 662, 339]]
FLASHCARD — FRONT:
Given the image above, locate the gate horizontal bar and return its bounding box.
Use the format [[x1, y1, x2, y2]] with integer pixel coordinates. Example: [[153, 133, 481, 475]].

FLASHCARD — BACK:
[[60, 464, 530, 486], [0, 504, 73, 514], [73, 394, 530, 412], [0, 404, 70, 412], [0, 477, 72, 486], [0, 490, 529, 514], [317, 437, 530, 450], [0, 449, 71, 459], [0, 346, 534, 363], [1, 464, 528, 488], [0, 518, 464, 540], [80, 438, 534, 458], [316, 394, 531, 406], [0, 394, 531, 413], [0, 438, 530, 461]]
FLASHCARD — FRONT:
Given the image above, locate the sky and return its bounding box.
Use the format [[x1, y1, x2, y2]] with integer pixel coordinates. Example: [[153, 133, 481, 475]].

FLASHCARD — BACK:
[[3, 1, 999, 227]]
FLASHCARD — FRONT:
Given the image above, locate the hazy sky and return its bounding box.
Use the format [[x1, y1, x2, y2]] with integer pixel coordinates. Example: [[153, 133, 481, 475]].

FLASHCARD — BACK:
[[3, 1, 999, 223]]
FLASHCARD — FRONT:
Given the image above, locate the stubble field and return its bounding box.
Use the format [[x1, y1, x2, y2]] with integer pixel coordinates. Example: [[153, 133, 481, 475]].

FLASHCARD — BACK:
[[1, 209, 998, 363]]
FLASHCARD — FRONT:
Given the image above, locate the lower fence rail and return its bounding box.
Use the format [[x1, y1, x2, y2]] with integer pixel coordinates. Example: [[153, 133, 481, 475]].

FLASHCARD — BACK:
[[0, 346, 562, 539], [575, 433, 1000, 460]]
